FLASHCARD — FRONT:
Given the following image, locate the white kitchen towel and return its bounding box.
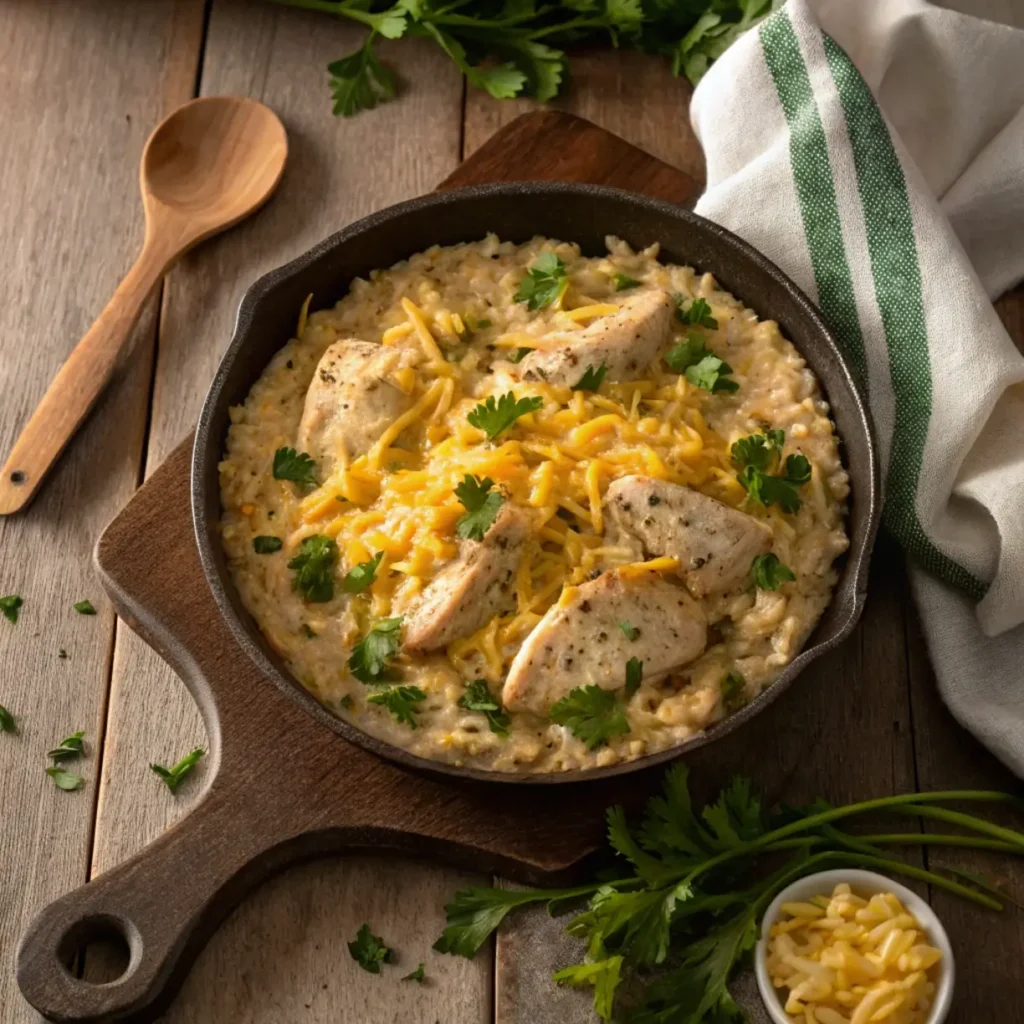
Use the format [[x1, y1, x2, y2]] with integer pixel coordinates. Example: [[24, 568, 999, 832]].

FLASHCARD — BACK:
[[691, 0, 1024, 773]]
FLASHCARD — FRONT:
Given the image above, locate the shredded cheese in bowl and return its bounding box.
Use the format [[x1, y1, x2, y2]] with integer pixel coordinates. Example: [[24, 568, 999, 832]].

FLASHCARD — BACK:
[[759, 876, 950, 1024]]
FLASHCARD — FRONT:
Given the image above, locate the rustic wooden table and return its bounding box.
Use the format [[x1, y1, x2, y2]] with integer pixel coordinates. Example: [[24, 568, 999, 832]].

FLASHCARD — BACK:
[[2, 3, 1024, 1022]]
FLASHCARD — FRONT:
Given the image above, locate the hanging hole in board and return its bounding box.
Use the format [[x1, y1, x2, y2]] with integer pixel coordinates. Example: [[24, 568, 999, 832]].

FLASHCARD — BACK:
[[9, 470, 25, 485], [57, 915, 137, 986]]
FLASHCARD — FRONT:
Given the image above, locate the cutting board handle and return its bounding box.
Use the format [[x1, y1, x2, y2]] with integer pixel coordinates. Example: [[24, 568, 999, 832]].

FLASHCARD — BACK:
[[15, 777, 319, 1024]]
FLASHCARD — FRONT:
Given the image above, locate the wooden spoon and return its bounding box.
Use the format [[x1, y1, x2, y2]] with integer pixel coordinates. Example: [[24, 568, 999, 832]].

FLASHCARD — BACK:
[[0, 96, 288, 515]]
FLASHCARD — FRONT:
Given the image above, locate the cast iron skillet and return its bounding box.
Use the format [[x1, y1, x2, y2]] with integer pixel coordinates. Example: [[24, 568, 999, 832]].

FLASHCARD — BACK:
[[193, 181, 879, 784]]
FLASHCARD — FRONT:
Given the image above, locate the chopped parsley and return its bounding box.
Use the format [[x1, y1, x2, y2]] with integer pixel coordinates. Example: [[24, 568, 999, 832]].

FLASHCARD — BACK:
[[751, 553, 795, 591], [288, 535, 339, 602], [720, 671, 747, 712], [619, 621, 640, 642], [253, 536, 283, 554], [549, 685, 630, 750], [624, 658, 643, 699], [514, 252, 568, 311], [467, 391, 543, 440], [507, 346, 532, 364], [367, 685, 426, 728], [348, 617, 404, 684], [402, 962, 426, 983], [46, 767, 83, 791], [732, 432, 811, 514], [613, 273, 641, 291], [454, 475, 504, 541], [665, 333, 737, 393], [272, 446, 318, 487], [301, 624, 317, 639], [573, 363, 607, 392], [0, 595, 22, 624], [676, 296, 718, 329], [150, 748, 205, 793], [0, 704, 16, 734], [339, 694, 354, 710], [48, 731, 85, 763], [73, 600, 96, 615], [342, 551, 383, 594], [348, 923, 396, 974], [457, 679, 511, 737]]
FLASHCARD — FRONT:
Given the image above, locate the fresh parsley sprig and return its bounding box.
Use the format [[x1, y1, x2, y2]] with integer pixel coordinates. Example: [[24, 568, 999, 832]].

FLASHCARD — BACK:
[[457, 679, 510, 737], [349, 617, 404, 684], [549, 685, 630, 750], [273, 446, 318, 487], [514, 253, 568, 311], [676, 296, 719, 330], [467, 392, 543, 441], [367, 685, 427, 728], [289, 535, 339, 602], [665, 333, 737, 393], [573, 363, 607, 392], [151, 748, 205, 794], [751, 553, 795, 591], [731, 430, 811, 513], [348, 923, 396, 974], [454, 475, 504, 541], [253, 536, 283, 554], [613, 273, 641, 292], [435, 765, 1023, 1021], [342, 551, 384, 594]]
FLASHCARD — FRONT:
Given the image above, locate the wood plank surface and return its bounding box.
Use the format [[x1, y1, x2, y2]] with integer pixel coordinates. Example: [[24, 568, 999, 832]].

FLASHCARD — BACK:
[[88, 4, 491, 1022], [0, 3, 204, 1020]]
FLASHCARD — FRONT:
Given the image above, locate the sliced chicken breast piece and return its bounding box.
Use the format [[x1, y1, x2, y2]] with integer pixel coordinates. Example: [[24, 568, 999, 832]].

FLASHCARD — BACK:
[[605, 476, 773, 598], [298, 339, 412, 474], [519, 289, 675, 388], [403, 504, 529, 653], [502, 569, 707, 715]]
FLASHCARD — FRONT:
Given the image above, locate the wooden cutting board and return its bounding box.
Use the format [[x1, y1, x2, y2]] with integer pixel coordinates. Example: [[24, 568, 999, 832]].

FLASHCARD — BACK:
[[13, 110, 716, 1024]]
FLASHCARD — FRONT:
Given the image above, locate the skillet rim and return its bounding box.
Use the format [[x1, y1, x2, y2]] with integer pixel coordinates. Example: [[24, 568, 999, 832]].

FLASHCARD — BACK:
[[192, 180, 880, 786]]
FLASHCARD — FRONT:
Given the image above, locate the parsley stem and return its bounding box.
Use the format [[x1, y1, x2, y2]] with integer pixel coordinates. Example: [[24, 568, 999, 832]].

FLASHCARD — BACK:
[[760, 833, 1020, 855], [882, 803, 1024, 852]]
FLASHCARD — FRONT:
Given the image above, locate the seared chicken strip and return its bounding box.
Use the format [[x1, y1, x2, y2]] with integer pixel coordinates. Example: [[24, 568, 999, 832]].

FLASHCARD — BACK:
[[298, 340, 412, 474], [502, 569, 707, 715], [606, 476, 773, 598], [519, 289, 675, 387], [404, 505, 529, 652]]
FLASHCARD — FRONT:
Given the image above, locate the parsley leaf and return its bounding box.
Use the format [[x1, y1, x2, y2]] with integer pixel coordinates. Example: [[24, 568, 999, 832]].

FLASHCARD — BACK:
[[549, 685, 630, 750], [367, 684, 426, 728], [0, 595, 23, 624], [514, 253, 568, 311], [402, 962, 426, 983], [0, 704, 16, 734], [613, 273, 641, 291], [731, 432, 810, 513], [150, 748, 205, 793], [288, 535, 339, 602], [272, 447, 318, 487], [342, 551, 383, 594], [553, 957, 623, 1020], [467, 391, 543, 440], [665, 333, 737, 393], [301, 623, 317, 639], [48, 731, 85, 763], [349, 617, 404, 684], [46, 767, 83, 791], [619, 620, 640, 642], [676, 296, 718, 329], [329, 37, 398, 117], [458, 678, 510, 737], [455, 475, 505, 541], [348, 923, 396, 974], [573, 364, 607, 392], [624, 657, 643, 698], [751, 553, 795, 591], [73, 600, 96, 615], [720, 672, 746, 712], [507, 346, 531, 364], [253, 536, 283, 554]]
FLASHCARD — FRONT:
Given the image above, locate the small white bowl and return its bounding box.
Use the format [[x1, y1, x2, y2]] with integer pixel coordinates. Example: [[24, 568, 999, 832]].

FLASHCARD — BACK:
[[754, 869, 955, 1024]]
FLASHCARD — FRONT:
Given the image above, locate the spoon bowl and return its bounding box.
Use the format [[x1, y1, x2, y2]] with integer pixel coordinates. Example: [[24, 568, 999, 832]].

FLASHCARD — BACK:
[[0, 96, 288, 515]]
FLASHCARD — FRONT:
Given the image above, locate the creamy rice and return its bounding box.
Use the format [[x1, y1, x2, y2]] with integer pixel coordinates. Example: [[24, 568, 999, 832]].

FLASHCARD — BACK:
[[219, 235, 849, 773]]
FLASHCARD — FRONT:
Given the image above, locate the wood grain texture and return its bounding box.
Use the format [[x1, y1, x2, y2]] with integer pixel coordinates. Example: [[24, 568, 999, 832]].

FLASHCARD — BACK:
[[0, 2, 204, 1022], [89, 5, 480, 1023]]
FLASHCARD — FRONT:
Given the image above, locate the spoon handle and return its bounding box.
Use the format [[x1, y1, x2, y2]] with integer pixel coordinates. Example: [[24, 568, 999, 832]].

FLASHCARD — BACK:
[[0, 240, 173, 514]]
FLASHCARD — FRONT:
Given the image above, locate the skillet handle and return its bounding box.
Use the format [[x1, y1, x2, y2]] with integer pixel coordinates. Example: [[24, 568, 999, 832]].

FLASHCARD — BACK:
[[15, 778, 311, 1024]]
